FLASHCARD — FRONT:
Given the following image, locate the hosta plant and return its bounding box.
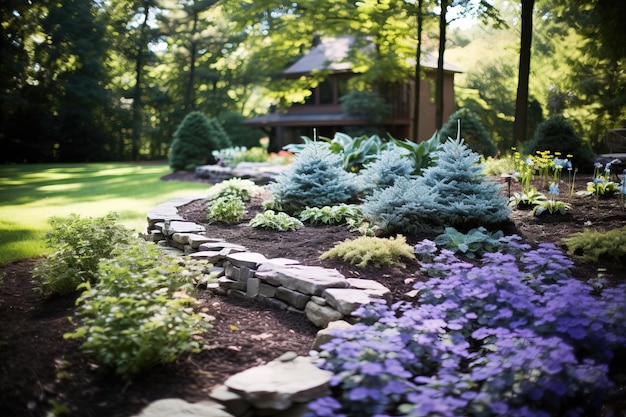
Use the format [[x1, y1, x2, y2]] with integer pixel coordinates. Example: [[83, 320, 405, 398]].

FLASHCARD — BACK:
[[65, 241, 214, 378], [248, 210, 303, 231], [206, 196, 247, 224], [299, 204, 363, 227], [32, 212, 133, 297], [532, 199, 571, 216], [433, 226, 503, 259], [508, 187, 548, 209], [320, 235, 415, 268]]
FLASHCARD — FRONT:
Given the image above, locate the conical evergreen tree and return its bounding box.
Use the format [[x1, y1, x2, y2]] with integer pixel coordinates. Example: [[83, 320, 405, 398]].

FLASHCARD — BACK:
[[268, 142, 359, 213], [417, 138, 510, 229], [169, 111, 231, 171]]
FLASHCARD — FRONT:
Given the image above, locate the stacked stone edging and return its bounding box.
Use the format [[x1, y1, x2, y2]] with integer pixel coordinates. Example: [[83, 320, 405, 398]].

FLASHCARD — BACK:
[[139, 197, 393, 417]]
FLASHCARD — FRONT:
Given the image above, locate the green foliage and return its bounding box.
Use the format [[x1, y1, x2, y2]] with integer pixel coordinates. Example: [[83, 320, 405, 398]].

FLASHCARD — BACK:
[[339, 90, 391, 123], [532, 199, 572, 216], [300, 204, 364, 228], [434, 226, 504, 259], [206, 197, 247, 224], [32, 213, 133, 297], [218, 111, 265, 149], [587, 161, 619, 197], [388, 132, 441, 175], [169, 111, 232, 172], [268, 142, 359, 213], [481, 154, 519, 176], [564, 226, 626, 266], [357, 149, 414, 195], [65, 241, 213, 378], [320, 235, 415, 268], [440, 108, 498, 156], [524, 116, 595, 171], [248, 210, 303, 231], [509, 188, 548, 209], [212, 146, 270, 166], [207, 178, 262, 202]]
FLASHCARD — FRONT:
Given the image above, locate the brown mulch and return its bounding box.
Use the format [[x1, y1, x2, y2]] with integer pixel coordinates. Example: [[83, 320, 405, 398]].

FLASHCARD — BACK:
[[1, 171, 625, 417]]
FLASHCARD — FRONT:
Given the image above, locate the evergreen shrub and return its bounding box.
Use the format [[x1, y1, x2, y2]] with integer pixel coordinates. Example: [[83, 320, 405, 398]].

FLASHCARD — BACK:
[[564, 226, 626, 266], [169, 111, 232, 172], [357, 149, 414, 195], [268, 142, 359, 213], [218, 110, 264, 149], [320, 235, 415, 268], [440, 108, 498, 156], [524, 116, 595, 171]]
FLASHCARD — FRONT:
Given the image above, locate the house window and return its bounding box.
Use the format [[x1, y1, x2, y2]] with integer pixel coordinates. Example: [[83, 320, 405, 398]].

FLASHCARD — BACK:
[[319, 80, 334, 104]]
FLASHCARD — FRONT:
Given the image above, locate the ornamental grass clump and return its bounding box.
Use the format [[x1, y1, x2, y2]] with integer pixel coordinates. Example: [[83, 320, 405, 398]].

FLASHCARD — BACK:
[[320, 235, 415, 268], [308, 238, 626, 417], [65, 241, 214, 379]]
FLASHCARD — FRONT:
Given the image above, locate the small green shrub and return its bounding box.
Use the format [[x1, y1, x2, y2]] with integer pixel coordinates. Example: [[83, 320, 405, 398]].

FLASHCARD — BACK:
[[32, 212, 133, 297], [65, 241, 214, 378], [433, 226, 503, 259], [524, 116, 595, 171], [249, 210, 303, 231], [300, 204, 364, 227], [169, 111, 232, 172], [320, 235, 415, 268], [207, 177, 262, 202], [564, 226, 626, 266], [439, 108, 498, 156], [206, 197, 247, 224]]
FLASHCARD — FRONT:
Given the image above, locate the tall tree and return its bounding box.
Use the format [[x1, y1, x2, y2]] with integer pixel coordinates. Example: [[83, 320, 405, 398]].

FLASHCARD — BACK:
[[512, 0, 535, 147]]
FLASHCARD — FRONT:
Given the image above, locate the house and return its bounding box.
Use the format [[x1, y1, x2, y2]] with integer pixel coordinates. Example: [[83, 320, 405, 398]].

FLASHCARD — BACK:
[[244, 36, 464, 149]]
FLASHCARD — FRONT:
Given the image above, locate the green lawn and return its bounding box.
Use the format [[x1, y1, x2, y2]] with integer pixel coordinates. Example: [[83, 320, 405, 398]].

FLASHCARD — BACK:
[[0, 162, 209, 266]]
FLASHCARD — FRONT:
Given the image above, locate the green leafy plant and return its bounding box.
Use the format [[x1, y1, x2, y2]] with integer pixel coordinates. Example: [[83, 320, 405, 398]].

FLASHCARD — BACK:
[[433, 226, 504, 259], [206, 197, 247, 224], [32, 212, 133, 297], [564, 226, 626, 266], [587, 161, 619, 198], [532, 199, 572, 216], [320, 235, 415, 268], [206, 177, 262, 202], [65, 241, 214, 379], [299, 204, 364, 228], [249, 210, 303, 231], [388, 131, 440, 175], [509, 188, 548, 209]]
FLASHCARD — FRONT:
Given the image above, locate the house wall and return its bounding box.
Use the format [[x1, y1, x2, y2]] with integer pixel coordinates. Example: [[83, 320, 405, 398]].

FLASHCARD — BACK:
[[409, 71, 457, 142]]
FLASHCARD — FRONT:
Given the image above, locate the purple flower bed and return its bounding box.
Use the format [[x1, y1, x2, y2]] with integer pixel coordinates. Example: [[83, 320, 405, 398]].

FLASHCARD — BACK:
[[307, 236, 626, 417]]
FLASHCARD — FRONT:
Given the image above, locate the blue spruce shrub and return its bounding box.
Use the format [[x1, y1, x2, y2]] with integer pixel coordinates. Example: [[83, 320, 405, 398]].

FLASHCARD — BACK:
[[267, 142, 359, 213], [357, 149, 415, 195], [361, 177, 442, 234], [418, 138, 510, 228]]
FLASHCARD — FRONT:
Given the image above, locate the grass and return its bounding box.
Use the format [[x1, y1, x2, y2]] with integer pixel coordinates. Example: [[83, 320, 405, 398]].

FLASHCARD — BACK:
[[0, 162, 209, 266]]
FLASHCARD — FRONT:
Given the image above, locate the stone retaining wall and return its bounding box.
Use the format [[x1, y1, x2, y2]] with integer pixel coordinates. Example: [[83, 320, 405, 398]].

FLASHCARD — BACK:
[[139, 197, 390, 417]]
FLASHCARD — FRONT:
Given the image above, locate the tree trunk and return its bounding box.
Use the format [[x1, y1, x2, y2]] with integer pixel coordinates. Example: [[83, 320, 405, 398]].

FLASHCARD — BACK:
[[513, 0, 535, 146], [412, 0, 424, 142], [131, 0, 151, 161], [184, 11, 199, 112], [435, 0, 448, 131]]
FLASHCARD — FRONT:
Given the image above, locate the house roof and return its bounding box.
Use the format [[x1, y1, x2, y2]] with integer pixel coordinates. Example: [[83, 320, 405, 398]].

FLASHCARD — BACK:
[[284, 36, 464, 76]]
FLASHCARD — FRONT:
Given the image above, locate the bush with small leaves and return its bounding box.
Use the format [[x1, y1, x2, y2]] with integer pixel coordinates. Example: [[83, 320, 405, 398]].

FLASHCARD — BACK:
[[268, 142, 359, 213], [433, 226, 503, 259], [206, 197, 247, 224], [320, 235, 415, 268], [65, 241, 214, 379], [564, 226, 626, 266], [32, 212, 133, 297], [248, 210, 303, 231]]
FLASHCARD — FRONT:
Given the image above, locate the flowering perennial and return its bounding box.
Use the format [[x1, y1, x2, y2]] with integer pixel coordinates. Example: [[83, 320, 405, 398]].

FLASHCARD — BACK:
[[307, 237, 626, 417]]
